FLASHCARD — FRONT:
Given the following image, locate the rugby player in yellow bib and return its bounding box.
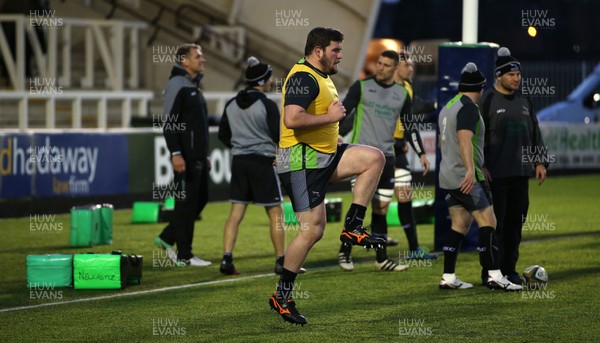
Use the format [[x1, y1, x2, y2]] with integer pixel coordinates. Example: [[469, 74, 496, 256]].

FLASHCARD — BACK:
[[268, 27, 386, 326]]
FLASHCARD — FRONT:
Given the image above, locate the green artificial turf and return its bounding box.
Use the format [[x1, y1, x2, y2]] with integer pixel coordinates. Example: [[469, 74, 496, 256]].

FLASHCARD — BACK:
[[0, 175, 599, 342]]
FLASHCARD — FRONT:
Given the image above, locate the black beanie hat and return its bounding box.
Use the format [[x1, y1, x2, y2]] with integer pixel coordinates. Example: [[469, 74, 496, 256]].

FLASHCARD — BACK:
[[245, 56, 272, 86], [458, 62, 486, 92], [495, 47, 521, 77]]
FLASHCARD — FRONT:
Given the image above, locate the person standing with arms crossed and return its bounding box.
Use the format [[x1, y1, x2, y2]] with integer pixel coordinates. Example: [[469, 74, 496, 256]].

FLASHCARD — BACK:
[[268, 27, 386, 326], [336, 50, 430, 272], [218, 56, 287, 275], [479, 47, 547, 285], [154, 44, 211, 267], [438, 62, 522, 291]]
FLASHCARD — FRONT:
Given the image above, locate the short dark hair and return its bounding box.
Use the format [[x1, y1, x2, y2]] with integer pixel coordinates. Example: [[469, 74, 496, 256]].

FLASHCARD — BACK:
[[176, 43, 201, 65], [380, 50, 399, 65], [304, 27, 344, 56]]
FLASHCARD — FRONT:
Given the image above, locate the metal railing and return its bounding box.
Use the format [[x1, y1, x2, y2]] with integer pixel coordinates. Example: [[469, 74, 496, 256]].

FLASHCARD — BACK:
[[0, 15, 147, 91], [0, 15, 152, 130], [0, 90, 152, 130]]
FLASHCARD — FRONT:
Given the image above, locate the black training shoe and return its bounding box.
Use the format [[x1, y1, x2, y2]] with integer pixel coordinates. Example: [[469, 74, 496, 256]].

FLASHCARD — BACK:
[[386, 237, 399, 246], [268, 293, 307, 326], [219, 260, 240, 275], [340, 226, 386, 249]]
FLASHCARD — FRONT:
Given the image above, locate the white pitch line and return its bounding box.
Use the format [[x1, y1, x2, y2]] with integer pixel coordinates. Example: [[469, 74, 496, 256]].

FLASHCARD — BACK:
[[0, 272, 275, 313], [0, 263, 344, 314]]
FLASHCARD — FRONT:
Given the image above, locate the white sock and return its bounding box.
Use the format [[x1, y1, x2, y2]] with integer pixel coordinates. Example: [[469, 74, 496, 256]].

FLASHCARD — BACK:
[[442, 273, 456, 282], [488, 269, 503, 280]]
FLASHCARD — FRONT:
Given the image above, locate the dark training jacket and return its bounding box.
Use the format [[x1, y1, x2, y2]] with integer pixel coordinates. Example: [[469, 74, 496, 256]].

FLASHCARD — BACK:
[[480, 88, 547, 179], [162, 65, 209, 165]]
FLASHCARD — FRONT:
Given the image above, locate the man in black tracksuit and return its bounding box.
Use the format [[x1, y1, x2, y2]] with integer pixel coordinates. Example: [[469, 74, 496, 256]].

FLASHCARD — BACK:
[[479, 47, 548, 284], [154, 44, 211, 267]]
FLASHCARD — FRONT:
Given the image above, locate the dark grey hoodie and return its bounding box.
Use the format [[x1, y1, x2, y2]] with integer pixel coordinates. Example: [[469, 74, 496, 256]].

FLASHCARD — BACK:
[[218, 87, 280, 158]]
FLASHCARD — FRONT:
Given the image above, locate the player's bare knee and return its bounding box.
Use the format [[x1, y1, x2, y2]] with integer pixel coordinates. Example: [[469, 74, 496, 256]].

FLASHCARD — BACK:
[[366, 147, 385, 170], [300, 225, 325, 244]]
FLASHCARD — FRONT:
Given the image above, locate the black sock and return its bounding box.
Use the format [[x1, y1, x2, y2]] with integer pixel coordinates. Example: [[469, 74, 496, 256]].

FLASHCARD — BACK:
[[478, 226, 500, 270], [223, 252, 232, 263], [371, 213, 388, 262], [443, 229, 464, 274], [275, 256, 284, 265], [276, 268, 297, 300], [375, 245, 388, 263], [339, 242, 352, 254], [345, 203, 367, 231], [398, 201, 419, 251]]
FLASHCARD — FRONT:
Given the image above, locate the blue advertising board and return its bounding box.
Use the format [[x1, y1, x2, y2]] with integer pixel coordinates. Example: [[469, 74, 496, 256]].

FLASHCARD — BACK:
[[0, 134, 34, 198], [0, 133, 128, 198]]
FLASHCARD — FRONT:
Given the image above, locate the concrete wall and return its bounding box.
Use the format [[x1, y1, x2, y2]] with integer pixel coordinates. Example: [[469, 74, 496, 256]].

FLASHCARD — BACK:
[[30, 0, 380, 117]]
